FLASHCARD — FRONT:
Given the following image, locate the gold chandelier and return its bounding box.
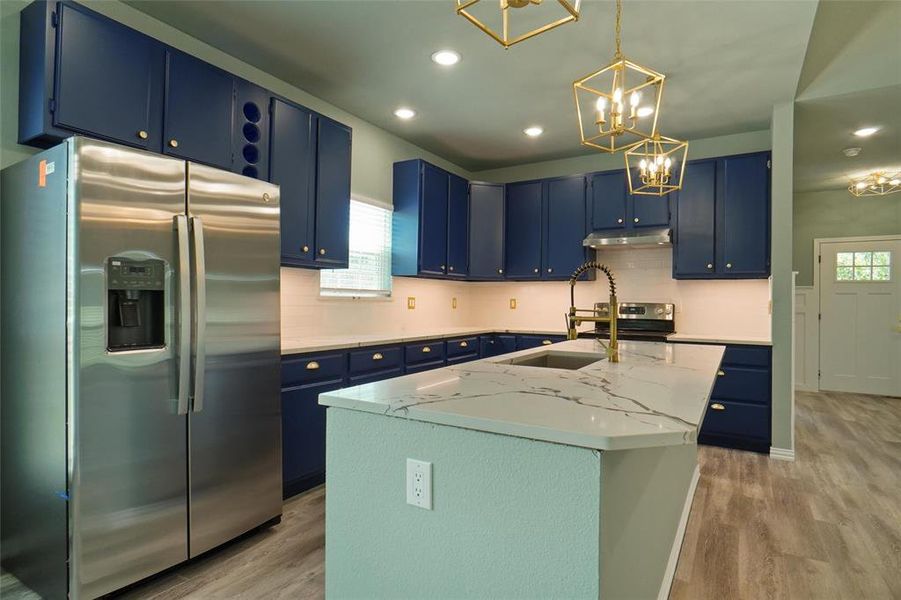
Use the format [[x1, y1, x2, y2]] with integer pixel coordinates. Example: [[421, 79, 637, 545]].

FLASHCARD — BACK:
[[624, 134, 689, 196], [849, 171, 901, 197], [572, 0, 665, 153], [456, 0, 582, 49]]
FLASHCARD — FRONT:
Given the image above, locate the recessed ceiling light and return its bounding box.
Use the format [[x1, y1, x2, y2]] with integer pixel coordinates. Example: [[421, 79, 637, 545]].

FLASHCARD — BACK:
[[853, 126, 879, 137], [636, 106, 654, 118], [431, 50, 460, 66], [523, 126, 544, 137], [843, 147, 862, 157], [394, 107, 416, 120]]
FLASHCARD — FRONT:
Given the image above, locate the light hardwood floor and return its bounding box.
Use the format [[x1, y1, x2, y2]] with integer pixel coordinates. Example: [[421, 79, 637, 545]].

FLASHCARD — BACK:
[[4, 390, 899, 599]]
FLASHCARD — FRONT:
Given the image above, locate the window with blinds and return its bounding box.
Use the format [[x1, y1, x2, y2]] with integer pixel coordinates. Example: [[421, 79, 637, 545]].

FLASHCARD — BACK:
[[320, 199, 393, 297]]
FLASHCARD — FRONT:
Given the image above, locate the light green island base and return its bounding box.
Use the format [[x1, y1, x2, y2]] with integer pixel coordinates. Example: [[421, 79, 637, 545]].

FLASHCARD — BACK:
[[325, 408, 698, 600]]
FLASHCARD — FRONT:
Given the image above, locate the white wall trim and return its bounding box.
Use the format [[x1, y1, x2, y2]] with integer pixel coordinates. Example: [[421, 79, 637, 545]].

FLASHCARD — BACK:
[[770, 447, 796, 461], [794, 285, 818, 392], [657, 464, 701, 600]]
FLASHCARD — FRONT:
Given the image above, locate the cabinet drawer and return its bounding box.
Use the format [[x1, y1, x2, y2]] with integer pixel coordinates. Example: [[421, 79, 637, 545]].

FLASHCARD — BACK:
[[282, 352, 346, 387], [712, 365, 770, 405], [349, 367, 404, 386], [701, 400, 769, 440], [405, 341, 446, 365], [515, 335, 565, 351], [447, 352, 479, 365], [349, 346, 403, 375], [722, 345, 771, 368], [406, 360, 446, 374], [446, 337, 478, 357]]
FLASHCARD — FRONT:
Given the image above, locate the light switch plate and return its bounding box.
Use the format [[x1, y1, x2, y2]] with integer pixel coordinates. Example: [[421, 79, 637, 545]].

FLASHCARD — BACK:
[[407, 297, 416, 310], [406, 458, 432, 510]]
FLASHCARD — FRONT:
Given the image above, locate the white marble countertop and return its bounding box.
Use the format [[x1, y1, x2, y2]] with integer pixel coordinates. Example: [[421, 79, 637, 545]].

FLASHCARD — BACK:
[[666, 332, 772, 346], [319, 339, 726, 451], [281, 327, 567, 355]]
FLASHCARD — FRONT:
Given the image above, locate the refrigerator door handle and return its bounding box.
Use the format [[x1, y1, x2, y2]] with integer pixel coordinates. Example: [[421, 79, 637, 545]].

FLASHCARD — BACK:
[[191, 216, 207, 413], [175, 215, 191, 416]]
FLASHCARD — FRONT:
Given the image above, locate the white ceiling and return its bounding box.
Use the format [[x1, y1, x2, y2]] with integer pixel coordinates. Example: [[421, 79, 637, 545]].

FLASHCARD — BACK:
[[126, 0, 818, 171]]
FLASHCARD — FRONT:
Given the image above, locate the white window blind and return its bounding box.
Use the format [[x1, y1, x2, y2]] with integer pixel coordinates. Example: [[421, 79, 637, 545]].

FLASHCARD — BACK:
[[320, 199, 393, 297]]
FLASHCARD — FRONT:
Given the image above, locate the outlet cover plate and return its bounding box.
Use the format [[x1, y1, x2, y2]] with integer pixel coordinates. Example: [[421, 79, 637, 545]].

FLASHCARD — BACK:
[[406, 458, 432, 510]]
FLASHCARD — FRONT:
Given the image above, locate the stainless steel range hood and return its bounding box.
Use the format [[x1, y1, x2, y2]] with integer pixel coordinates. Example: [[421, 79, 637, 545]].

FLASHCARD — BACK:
[[583, 228, 671, 249]]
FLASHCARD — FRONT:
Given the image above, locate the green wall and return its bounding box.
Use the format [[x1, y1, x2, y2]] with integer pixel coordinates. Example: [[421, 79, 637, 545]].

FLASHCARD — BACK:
[[793, 188, 901, 286], [0, 0, 472, 200]]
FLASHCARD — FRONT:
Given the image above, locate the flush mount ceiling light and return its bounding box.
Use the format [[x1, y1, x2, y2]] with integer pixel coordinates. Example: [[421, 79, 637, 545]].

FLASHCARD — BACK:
[[394, 107, 416, 120], [523, 126, 544, 137], [848, 171, 901, 197], [573, 0, 665, 153], [853, 126, 880, 137], [624, 133, 689, 196], [843, 147, 862, 157], [455, 0, 581, 49], [431, 50, 461, 66]]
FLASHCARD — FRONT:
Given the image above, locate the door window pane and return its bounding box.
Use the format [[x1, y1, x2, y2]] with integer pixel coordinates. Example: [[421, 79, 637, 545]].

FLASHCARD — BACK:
[[835, 250, 892, 282], [836, 252, 854, 266], [873, 266, 891, 281]]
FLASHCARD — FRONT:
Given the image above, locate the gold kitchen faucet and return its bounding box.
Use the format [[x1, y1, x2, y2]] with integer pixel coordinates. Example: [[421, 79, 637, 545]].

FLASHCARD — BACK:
[[566, 261, 619, 362]]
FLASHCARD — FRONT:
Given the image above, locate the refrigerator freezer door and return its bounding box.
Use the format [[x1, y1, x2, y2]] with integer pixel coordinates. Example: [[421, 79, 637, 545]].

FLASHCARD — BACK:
[[72, 138, 189, 598], [186, 163, 282, 556]]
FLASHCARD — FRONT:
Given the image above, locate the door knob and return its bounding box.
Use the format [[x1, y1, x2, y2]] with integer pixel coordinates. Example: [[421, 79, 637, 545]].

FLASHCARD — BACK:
[[137, 130, 148, 140], [169, 139, 179, 148]]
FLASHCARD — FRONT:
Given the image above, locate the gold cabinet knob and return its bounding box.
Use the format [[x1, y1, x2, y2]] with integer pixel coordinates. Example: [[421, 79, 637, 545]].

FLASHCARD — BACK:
[[441, 265, 446, 271], [498, 268, 503, 274], [169, 139, 179, 148], [542, 339, 553, 345], [319, 248, 326, 255], [302, 245, 309, 253], [634, 217, 640, 223], [137, 130, 148, 140], [533, 268, 539, 273], [707, 263, 713, 269], [710, 403, 726, 411], [726, 263, 732, 269], [422, 346, 431, 353], [547, 268, 553, 273], [372, 352, 383, 361], [617, 218, 623, 224], [306, 361, 320, 370], [449, 266, 454, 271], [718, 369, 725, 376], [460, 341, 468, 348]]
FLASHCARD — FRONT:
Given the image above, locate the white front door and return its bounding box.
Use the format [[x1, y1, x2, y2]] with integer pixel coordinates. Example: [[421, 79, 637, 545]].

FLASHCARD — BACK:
[[819, 238, 901, 396]]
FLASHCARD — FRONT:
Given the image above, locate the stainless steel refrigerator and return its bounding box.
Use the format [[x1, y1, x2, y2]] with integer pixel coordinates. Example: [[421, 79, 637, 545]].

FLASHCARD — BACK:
[[1, 137, 283, 599]]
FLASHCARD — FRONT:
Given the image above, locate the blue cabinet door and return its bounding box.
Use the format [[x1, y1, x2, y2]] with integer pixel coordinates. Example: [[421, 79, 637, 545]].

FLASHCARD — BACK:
[[480, 334, 516, 357], [269, 98, 315, 266], [630, 193, 671, 228], [419, 163, 449, 276], [719, 153, 770, 277], [469, 183, 505, 280], [544, 176, 587, 279], [53, 3, 164, 150], [314, 117, 352, 268], [282, 378, 342, 496], [446, 173, 469, 277], [505, 181, 543, 279], [589, 171, 627, 230], [163, 50, 235, 170], [673, 160, 717, 278]]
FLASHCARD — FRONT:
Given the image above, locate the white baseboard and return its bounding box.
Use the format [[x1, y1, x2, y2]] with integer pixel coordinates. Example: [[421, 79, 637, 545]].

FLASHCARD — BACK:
[[657, 464, 701, 600], [769, 447, 796, 461], [794, 383, 818, 393]]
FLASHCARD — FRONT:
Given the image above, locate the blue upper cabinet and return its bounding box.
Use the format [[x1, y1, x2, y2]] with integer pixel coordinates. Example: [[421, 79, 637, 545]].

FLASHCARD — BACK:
[[270, 98, 315, 266], [589, 171, 627, 230], [163, 50, 235, 170], [673, 152, 770, 279], [446, 174, 469, 278], [543, 176, 588, 279], [313, 116, 352, 268], [233, 80, 270, 181], [392, 159, 468, 279], [468, 183, 505, 280], [630, 190, 670, 228], [19, 1, 165, 150], [504, 181, 543, 279], [718, 153, 770, 277]]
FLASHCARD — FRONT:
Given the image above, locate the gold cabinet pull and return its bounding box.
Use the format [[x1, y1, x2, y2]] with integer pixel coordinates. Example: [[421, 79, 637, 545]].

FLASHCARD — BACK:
[[319, 248, 326, 255], [633, 217, 640, 223], [302, 245, 309, 253], [547, 268, 553, 273], [422, 346, 431, 353], [169, 139, 179, 148], [706, 263, 714, 269], [717, 369, 725, 376], [726, 263, 733, 269], [710, 403, 726, 411], [617, 218, 623, 224], [498, 268, 503, 274], [542, 339, 553, 345], [306, 361, 320, 370], [372, 352, 383, 361], [137, 130, 148, 140], [460, 341, 468, 348], [449, 266, 455, 272]]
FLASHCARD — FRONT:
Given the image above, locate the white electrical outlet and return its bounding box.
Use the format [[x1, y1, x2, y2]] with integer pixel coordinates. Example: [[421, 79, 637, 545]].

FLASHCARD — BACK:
[[406, 458, 432, 510]]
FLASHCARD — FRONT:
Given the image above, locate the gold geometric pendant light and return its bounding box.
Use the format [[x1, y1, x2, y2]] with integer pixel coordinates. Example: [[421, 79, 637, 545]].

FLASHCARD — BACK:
[[849, 171, 901, 197], [624, 133, 689, 196], [572, 0, 664, 153], [456, 0, 582, 49]]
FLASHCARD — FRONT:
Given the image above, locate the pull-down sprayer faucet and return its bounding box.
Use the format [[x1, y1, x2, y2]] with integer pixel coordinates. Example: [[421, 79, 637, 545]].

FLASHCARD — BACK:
[[566, 261, 619, 362]]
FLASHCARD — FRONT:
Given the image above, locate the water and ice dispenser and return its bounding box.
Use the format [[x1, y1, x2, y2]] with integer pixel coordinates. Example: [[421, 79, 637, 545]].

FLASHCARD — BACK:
[[106, 257, 165, 352]]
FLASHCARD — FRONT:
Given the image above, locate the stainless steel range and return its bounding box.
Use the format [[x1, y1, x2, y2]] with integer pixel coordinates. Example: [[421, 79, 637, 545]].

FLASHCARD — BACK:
[[578, 302, 675, 342]]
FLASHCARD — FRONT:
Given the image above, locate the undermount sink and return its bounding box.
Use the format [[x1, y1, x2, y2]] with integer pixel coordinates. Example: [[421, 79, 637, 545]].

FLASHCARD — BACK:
[[502, 351, 605, 370]]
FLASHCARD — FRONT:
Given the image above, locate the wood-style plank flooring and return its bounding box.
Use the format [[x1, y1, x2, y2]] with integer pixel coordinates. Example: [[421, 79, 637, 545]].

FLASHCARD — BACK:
[[3, 390, 899, 599]]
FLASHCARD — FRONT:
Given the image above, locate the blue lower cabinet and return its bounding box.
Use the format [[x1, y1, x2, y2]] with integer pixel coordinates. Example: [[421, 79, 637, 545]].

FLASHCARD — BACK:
[[349, 368, 404, 386], [281, 351, 348, 499], [446, 337, 478, 358], [695, 344, 772, 453], [406, 360, 447, 374], [480, 334, 516, 358], [349, 345, 404, 379], [515, 334, 566, 351]]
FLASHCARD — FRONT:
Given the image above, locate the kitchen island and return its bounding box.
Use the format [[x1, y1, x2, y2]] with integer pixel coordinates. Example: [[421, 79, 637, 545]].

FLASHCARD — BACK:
[[320, 338, 725, 599]]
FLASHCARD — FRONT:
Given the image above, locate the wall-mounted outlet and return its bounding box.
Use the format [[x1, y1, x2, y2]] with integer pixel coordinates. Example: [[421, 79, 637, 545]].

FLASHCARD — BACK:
[[406, 458, 432, 510], [407, 297, 416, 310], [452, 297, 458, 309], [509, 298, 517, 310]]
